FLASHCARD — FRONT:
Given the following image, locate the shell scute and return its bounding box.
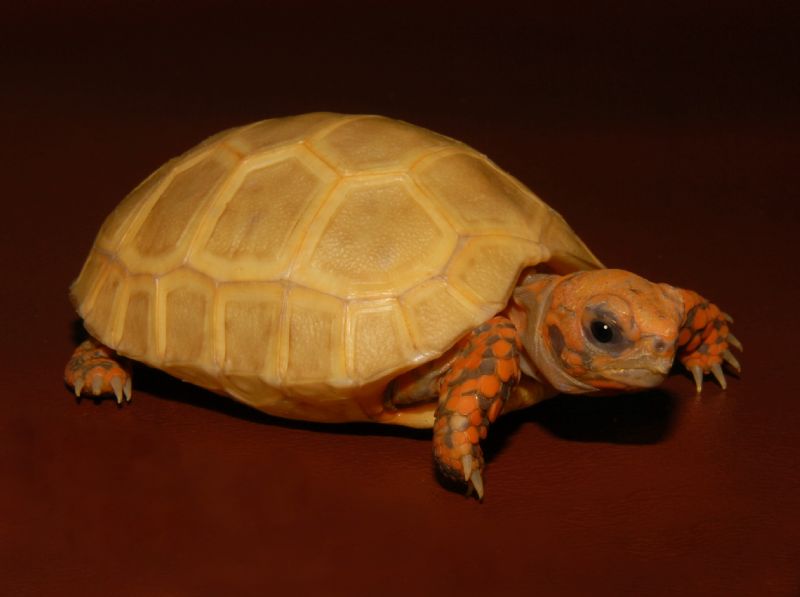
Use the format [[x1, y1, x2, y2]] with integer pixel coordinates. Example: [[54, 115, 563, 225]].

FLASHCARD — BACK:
[[309, 115, 453, 175], [292, 175, 457, 298], [413, 151, 548, 239], [120, 147, 240, 274], [188, 146, 338, 282]]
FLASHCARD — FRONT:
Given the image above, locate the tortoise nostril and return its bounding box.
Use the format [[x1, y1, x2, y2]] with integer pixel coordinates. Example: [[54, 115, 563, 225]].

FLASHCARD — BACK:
[[654, 339, 667, 353]]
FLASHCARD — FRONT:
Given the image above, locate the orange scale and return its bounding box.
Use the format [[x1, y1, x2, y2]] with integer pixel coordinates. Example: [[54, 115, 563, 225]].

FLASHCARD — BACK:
[[496, 358, 517, 382], [492, 340, 513, 359], [455, 395, 477, 416], [693, 309, 708, 331], [468, 409, 483, 426], [487, 399, 502, 423], [478, 375, 501, 398], [466, 426, 479, 444]]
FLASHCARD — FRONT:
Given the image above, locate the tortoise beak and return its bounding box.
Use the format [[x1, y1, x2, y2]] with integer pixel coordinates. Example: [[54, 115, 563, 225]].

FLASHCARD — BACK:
[[600, 357, 673, 389]]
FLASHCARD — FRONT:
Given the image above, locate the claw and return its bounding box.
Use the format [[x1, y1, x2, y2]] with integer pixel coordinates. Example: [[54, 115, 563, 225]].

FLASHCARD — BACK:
[[469, 470, 484, 500], [111, 377, 124, 404], [722, 349, 741, 372], [74, 378, 84, 397], [711, 363, 727, 389], [91, 375, 103, 396], [727, 333, 743, 352], [462, 454, 473, 482], [691, 365, 704, 393], [124, 377, 132, 402], [722, 312, 734, 323]]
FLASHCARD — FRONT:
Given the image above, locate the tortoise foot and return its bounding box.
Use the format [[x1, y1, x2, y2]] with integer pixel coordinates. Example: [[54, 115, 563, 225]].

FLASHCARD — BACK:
[[65, 339, 132, 404], [677, 292, 742, 392]]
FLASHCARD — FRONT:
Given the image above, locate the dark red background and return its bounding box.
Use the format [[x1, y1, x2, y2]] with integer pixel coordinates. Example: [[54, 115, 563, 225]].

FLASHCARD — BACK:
[[2, 2, 799, 595]]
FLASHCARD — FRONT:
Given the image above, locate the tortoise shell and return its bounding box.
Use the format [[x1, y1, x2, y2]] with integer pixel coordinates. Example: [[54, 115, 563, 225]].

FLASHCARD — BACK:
[[71, 113, 601, 425]]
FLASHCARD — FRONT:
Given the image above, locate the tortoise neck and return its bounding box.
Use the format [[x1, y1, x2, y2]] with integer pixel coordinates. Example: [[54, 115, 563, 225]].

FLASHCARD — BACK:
[[510, 273, 597, 394]]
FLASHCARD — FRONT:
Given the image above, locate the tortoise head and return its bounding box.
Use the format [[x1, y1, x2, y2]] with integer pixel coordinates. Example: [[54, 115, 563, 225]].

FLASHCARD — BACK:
[[512, 269, 683, 393]]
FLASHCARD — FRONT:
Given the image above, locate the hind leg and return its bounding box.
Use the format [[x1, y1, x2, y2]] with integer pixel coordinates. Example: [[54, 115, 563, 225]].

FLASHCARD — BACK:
[[65, 338, 132, 404]]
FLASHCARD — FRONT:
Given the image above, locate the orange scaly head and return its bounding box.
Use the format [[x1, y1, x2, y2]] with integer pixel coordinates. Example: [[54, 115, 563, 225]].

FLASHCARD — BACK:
[[512, 270, 684, 394]]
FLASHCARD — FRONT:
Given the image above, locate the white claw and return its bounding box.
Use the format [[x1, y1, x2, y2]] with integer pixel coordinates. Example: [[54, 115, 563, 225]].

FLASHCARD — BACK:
[[722, 312, 734, 323], [727, 333, 743, 352], [124, 377, 132, 402], [74, 379, 84, 397], [91, 375, 103, 396], [711, 363, 727, 389], [470, 470, 485, 500], [462, 454, 473, 482], [722, 349, 741, 372], [691, 365, 704, 393], [111, 377, 124, 404]]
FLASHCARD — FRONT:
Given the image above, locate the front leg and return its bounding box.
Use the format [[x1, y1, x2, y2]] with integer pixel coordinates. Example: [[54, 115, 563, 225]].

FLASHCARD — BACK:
[[433, 316, 522, 499], [675, 289, 743, 392]]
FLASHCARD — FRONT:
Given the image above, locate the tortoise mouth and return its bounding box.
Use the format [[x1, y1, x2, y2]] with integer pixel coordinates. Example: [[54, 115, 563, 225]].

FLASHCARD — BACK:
[[600, 359, 672, 389]]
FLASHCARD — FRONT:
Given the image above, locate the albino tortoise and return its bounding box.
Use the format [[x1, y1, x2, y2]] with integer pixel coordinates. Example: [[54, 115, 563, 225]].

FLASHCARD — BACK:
[[65, 113, 741, 498]]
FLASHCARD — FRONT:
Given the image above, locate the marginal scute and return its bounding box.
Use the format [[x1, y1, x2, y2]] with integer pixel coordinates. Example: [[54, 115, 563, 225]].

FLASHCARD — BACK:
[[160, 269, 216, 368], [294, 176, 457, 297], [310, 115, 452, 174], [413, 151, 548, 239], [218, 282, 284, 379], [82, 259, 125, 345], [285, 286, 346, 384], [348, 300, 414, 382], [116, 275, 156, 361], [71, 251, 108, 313]]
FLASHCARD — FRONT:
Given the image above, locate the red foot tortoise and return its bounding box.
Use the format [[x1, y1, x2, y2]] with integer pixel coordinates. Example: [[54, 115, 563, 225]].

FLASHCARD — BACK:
[[65, 113, 742, 498]]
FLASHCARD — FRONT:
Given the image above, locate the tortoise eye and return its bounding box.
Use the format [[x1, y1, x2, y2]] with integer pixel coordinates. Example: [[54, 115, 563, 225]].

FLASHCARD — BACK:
[[589, 320, 618, 344]]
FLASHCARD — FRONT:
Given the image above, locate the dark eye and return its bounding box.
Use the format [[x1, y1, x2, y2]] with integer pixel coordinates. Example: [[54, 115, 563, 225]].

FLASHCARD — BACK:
[[590, 320, 616, 343]]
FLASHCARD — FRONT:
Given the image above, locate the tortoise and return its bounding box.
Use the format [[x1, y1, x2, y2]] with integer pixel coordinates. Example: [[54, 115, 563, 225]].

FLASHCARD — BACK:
[[65, 112, 742, 498]]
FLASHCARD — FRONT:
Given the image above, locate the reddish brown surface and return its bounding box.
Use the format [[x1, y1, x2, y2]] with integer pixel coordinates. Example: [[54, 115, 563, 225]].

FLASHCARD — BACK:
[[2, 2, 799, 596]]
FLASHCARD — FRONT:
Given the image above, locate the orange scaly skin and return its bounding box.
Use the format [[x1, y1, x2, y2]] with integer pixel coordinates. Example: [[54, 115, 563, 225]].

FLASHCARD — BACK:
[[675, 288, 741, 390], [432, 316, 522, 498], [64, 339, 132, 403]]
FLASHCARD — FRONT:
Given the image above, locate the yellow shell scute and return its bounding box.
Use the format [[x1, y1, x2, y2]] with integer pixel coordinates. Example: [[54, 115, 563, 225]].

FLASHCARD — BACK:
[[216, 281, 284, 380], [347, 299, 415, 382], [284, 286, 346, 385], [188, 146, 337, 282], [309, 115, 453, 175], [447, 236, 547, 309], [225, 112, 344, 156], [413, 150, 549, 239], [116, 274, 157, 362], [400, 279, 480, 355], [158, 268, 216, 371], [94, 160, 175, 252], [120, 147, 240, 274], [292, 175, 457, 298]]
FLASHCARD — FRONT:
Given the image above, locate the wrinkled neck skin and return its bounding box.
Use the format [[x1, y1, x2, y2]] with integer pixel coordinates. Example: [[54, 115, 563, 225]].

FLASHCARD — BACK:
[[508, 274, 598, 394]]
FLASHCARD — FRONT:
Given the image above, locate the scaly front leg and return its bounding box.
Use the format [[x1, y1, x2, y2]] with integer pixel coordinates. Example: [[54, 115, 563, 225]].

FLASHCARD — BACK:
[[432, 316, 522, 499], [675, 289, 743, 392]]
